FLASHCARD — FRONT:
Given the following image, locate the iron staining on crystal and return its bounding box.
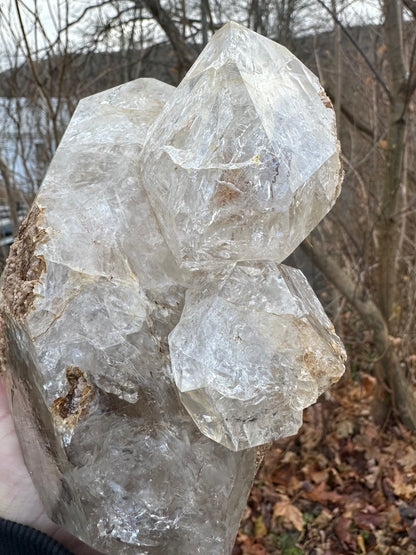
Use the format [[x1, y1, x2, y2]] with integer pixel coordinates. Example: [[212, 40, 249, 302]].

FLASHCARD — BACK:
[[1, 205, 47, 320]]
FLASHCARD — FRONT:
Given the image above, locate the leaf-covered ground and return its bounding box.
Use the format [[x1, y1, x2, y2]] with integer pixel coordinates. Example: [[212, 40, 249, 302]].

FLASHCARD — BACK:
[[234, 374, 416, 555]]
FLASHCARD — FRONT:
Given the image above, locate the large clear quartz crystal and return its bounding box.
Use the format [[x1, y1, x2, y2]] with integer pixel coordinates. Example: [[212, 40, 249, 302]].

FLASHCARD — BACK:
[[0, 78, 258, 554], [1, 22, 346, 555], [140, 21, 342, 270], [169, 262, 346, 451]]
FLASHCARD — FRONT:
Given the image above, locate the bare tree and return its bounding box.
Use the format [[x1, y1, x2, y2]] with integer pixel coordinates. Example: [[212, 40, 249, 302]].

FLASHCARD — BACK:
[[302, 0, 416, 429]]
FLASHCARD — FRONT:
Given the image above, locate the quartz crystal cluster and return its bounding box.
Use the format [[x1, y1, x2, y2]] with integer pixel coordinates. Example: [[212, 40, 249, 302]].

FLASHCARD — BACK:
[[0, 22, 345, 554]]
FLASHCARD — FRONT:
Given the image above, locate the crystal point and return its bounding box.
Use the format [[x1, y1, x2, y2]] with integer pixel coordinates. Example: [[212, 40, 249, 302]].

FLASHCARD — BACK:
[[169, 262, 346, 451], [140, 22, 342, 269]]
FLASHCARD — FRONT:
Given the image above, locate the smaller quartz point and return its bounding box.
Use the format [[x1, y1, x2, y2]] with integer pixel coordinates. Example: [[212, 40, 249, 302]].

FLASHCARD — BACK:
[[169, 262, 346, 451], [140, 21, 342, 270]]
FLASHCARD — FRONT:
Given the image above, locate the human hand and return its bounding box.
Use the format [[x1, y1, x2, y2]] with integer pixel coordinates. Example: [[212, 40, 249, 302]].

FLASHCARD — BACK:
[[0, 373, 101, 554]]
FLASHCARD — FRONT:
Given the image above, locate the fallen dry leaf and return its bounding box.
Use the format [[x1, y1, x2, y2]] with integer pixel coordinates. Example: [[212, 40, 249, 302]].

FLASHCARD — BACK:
[[354, 506, 386, 530], [237, 533, 268, 555], [334, 515, 353, 546], [385, 506, 405, 532], [305, 481, 343, 505], [361, 373, 376, 397], [364, 460, 380, 489], [397, 447, 416, 472], [273, 499, 304, 531], [408, 520, 416, 542], [313, 508, 334, 528], [236, 370, 416, 554], [254, 515, 267, 538], [357, 533, 366, 553], [309, 468, 329, 485], [245, 543, 268, 555], [337, 419, 354, 438], [389, 466, 416, 501]]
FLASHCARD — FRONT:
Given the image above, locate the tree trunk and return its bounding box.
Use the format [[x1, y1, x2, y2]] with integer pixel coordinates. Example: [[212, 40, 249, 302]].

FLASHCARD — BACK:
[[141, 0, 197, 78], [301, 236, 416, 431], [0, 156, 19, 237], [372, 0, 412, 426], [376, 102, 406, 324]]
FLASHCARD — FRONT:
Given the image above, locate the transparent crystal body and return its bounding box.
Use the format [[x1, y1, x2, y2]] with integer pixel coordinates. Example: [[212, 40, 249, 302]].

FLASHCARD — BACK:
[[0, 21, 347, 555], [140, 21, 342, 270], [0, 78, 258, 554], [169, 262, 346, 451]]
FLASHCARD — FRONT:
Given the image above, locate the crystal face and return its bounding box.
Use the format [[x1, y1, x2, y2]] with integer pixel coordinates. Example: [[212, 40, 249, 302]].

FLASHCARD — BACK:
[[0, 22, 346, 555], [0, 78, 258, 554], [140, 21, 342, 270], [169, 262, 346, 451]]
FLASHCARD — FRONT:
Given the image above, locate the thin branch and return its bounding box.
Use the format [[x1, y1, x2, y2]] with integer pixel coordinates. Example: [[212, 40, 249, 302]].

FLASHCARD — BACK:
[[403, 0, 416, 18], [301, 238, 388, 355], [14, 0, 59, 143], [325, 87, 375, 139], [315, 0, 391, 98], [56, 0, 116, 36]]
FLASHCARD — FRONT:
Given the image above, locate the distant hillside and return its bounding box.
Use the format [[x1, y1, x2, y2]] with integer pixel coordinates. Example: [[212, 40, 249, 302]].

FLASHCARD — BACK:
[[0, 42, 180, 99], [0, 24, 387, 101]]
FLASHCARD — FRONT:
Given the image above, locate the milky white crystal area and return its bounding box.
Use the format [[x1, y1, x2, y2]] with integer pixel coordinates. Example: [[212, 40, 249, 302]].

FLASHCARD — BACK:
[[0, 78, 258, 554], [140, 21, 342, 270], [169, 262, 346, 451]]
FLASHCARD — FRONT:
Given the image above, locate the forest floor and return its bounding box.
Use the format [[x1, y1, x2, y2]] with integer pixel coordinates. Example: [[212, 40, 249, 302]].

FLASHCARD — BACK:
[[234, 373, 416, 555]]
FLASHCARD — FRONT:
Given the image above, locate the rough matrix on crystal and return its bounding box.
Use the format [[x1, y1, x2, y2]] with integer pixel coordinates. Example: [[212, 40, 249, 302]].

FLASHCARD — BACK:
[[0, 21, 345, 555]]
